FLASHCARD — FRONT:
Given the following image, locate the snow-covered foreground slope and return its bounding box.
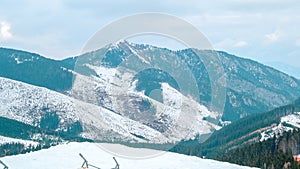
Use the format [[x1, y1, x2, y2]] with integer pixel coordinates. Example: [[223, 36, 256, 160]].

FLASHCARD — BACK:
[[1, 142, 258, 169]]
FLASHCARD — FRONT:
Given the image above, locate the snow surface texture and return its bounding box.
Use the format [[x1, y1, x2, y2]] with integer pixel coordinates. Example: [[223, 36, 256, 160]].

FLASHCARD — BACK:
[[0, 77, 169, 143], [0, 41, 221, 145], [1, 142, 258, 169], [0, 75, 218, 144], [281, 112, 300, 128], [0, 77, 78, 129], [260, 112, 300, 141], [71, 52, 220, 142]]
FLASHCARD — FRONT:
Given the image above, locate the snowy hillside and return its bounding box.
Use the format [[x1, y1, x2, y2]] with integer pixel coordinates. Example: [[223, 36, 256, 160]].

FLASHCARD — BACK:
[[2, 46, 300, 124], [0, 77, 78, 129], [281, 112, 300, 128], [1, 142, 258, 169], [70, 42, 220, 142], [0, 76, 218, 143], [260, 112, 300, 141], [0, 77, 167, 143]]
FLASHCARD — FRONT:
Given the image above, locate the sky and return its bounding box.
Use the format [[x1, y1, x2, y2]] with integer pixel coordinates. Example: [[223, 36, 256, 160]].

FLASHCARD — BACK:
[[0, 0, 300, 71]]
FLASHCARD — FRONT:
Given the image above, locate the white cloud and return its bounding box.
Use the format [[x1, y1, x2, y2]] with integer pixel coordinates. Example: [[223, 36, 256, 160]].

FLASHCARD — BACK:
[[0, 0, 299, 65], [295, 39, 300, 47], [265, 30, 280, 42], [0, 21, 13, 40], [233, 41, 248, 47], [214, 38, 248, 49]]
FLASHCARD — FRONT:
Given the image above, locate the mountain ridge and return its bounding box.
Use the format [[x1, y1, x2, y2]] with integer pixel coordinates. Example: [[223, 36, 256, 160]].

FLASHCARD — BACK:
[[1, 43, 300, 145], [171, 96, 300, 160], [1, 44, 300, 122]]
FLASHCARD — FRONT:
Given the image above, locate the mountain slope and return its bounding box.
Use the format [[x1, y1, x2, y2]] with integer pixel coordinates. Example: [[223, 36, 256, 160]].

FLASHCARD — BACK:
[[1, 142, 258, 169], [1, 44, 300, 145], [218, 129, 300, 169], [79, 42, 300, 121], [2, 43, 299, 122], [178, 49, 300, 120], [0, 76, 218, 143], [0, 116, 90, 157], [171, 97, 300, 159], [0, 47, 73, 91]]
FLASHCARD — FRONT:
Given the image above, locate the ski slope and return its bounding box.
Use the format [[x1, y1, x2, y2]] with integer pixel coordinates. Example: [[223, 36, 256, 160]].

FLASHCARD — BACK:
[[1, 142, 258, 169]]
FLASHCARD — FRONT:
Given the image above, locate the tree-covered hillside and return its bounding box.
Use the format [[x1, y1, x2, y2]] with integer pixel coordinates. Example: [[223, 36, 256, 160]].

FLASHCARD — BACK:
[[218, 129, 300, 169], [0, 116, 90, 157], [2, 46, 300, 122], [171, 98, 300, 159], [0, 48, 74, 91]]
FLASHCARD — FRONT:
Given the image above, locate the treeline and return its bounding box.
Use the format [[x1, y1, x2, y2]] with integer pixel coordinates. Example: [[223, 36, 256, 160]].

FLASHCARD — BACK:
[[0, 143, 43, 157], [171, 99, 300, 159], [0, 116, 40, 140], [218, 129, 300, 169], [0, 116, 89, 143], [0, 116, 91, 157], [0, 48, 74, 91]]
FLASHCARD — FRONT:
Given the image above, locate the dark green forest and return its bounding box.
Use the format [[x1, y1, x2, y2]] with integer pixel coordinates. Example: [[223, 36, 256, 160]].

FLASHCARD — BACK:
[[218, 130, 300, 169], [169, 98, 300, 168], [0, 116, 90, 157], [0, 143, 43, 157], [171, 99, 300, 158]]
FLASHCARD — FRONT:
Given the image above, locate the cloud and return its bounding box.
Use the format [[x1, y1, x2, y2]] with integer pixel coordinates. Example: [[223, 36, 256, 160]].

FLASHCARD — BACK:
[[295, 39, 300, 47], [0, 0, 299, 66], [233, 41, 248, 47], [265, 30, 280, 42], [214, 38, 248, 49], [0, 21, 13, 40]]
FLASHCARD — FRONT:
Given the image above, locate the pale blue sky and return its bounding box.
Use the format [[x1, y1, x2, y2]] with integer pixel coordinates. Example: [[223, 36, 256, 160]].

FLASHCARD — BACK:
[[0, 0, 299, 70]]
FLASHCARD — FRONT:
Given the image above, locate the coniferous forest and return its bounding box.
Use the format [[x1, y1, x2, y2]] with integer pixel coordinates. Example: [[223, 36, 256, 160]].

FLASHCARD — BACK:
[[218, 129, 300, 169]]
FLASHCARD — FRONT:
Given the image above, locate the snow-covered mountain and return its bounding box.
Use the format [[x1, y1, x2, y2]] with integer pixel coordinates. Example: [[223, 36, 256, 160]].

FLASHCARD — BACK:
[[1, 43, 300, 161], [70, 47, 221, 141], [68, 41, 300, 133], [1, 142, 258, 169], [0, 76, 218, 143], [1, 44, 300, 123]]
